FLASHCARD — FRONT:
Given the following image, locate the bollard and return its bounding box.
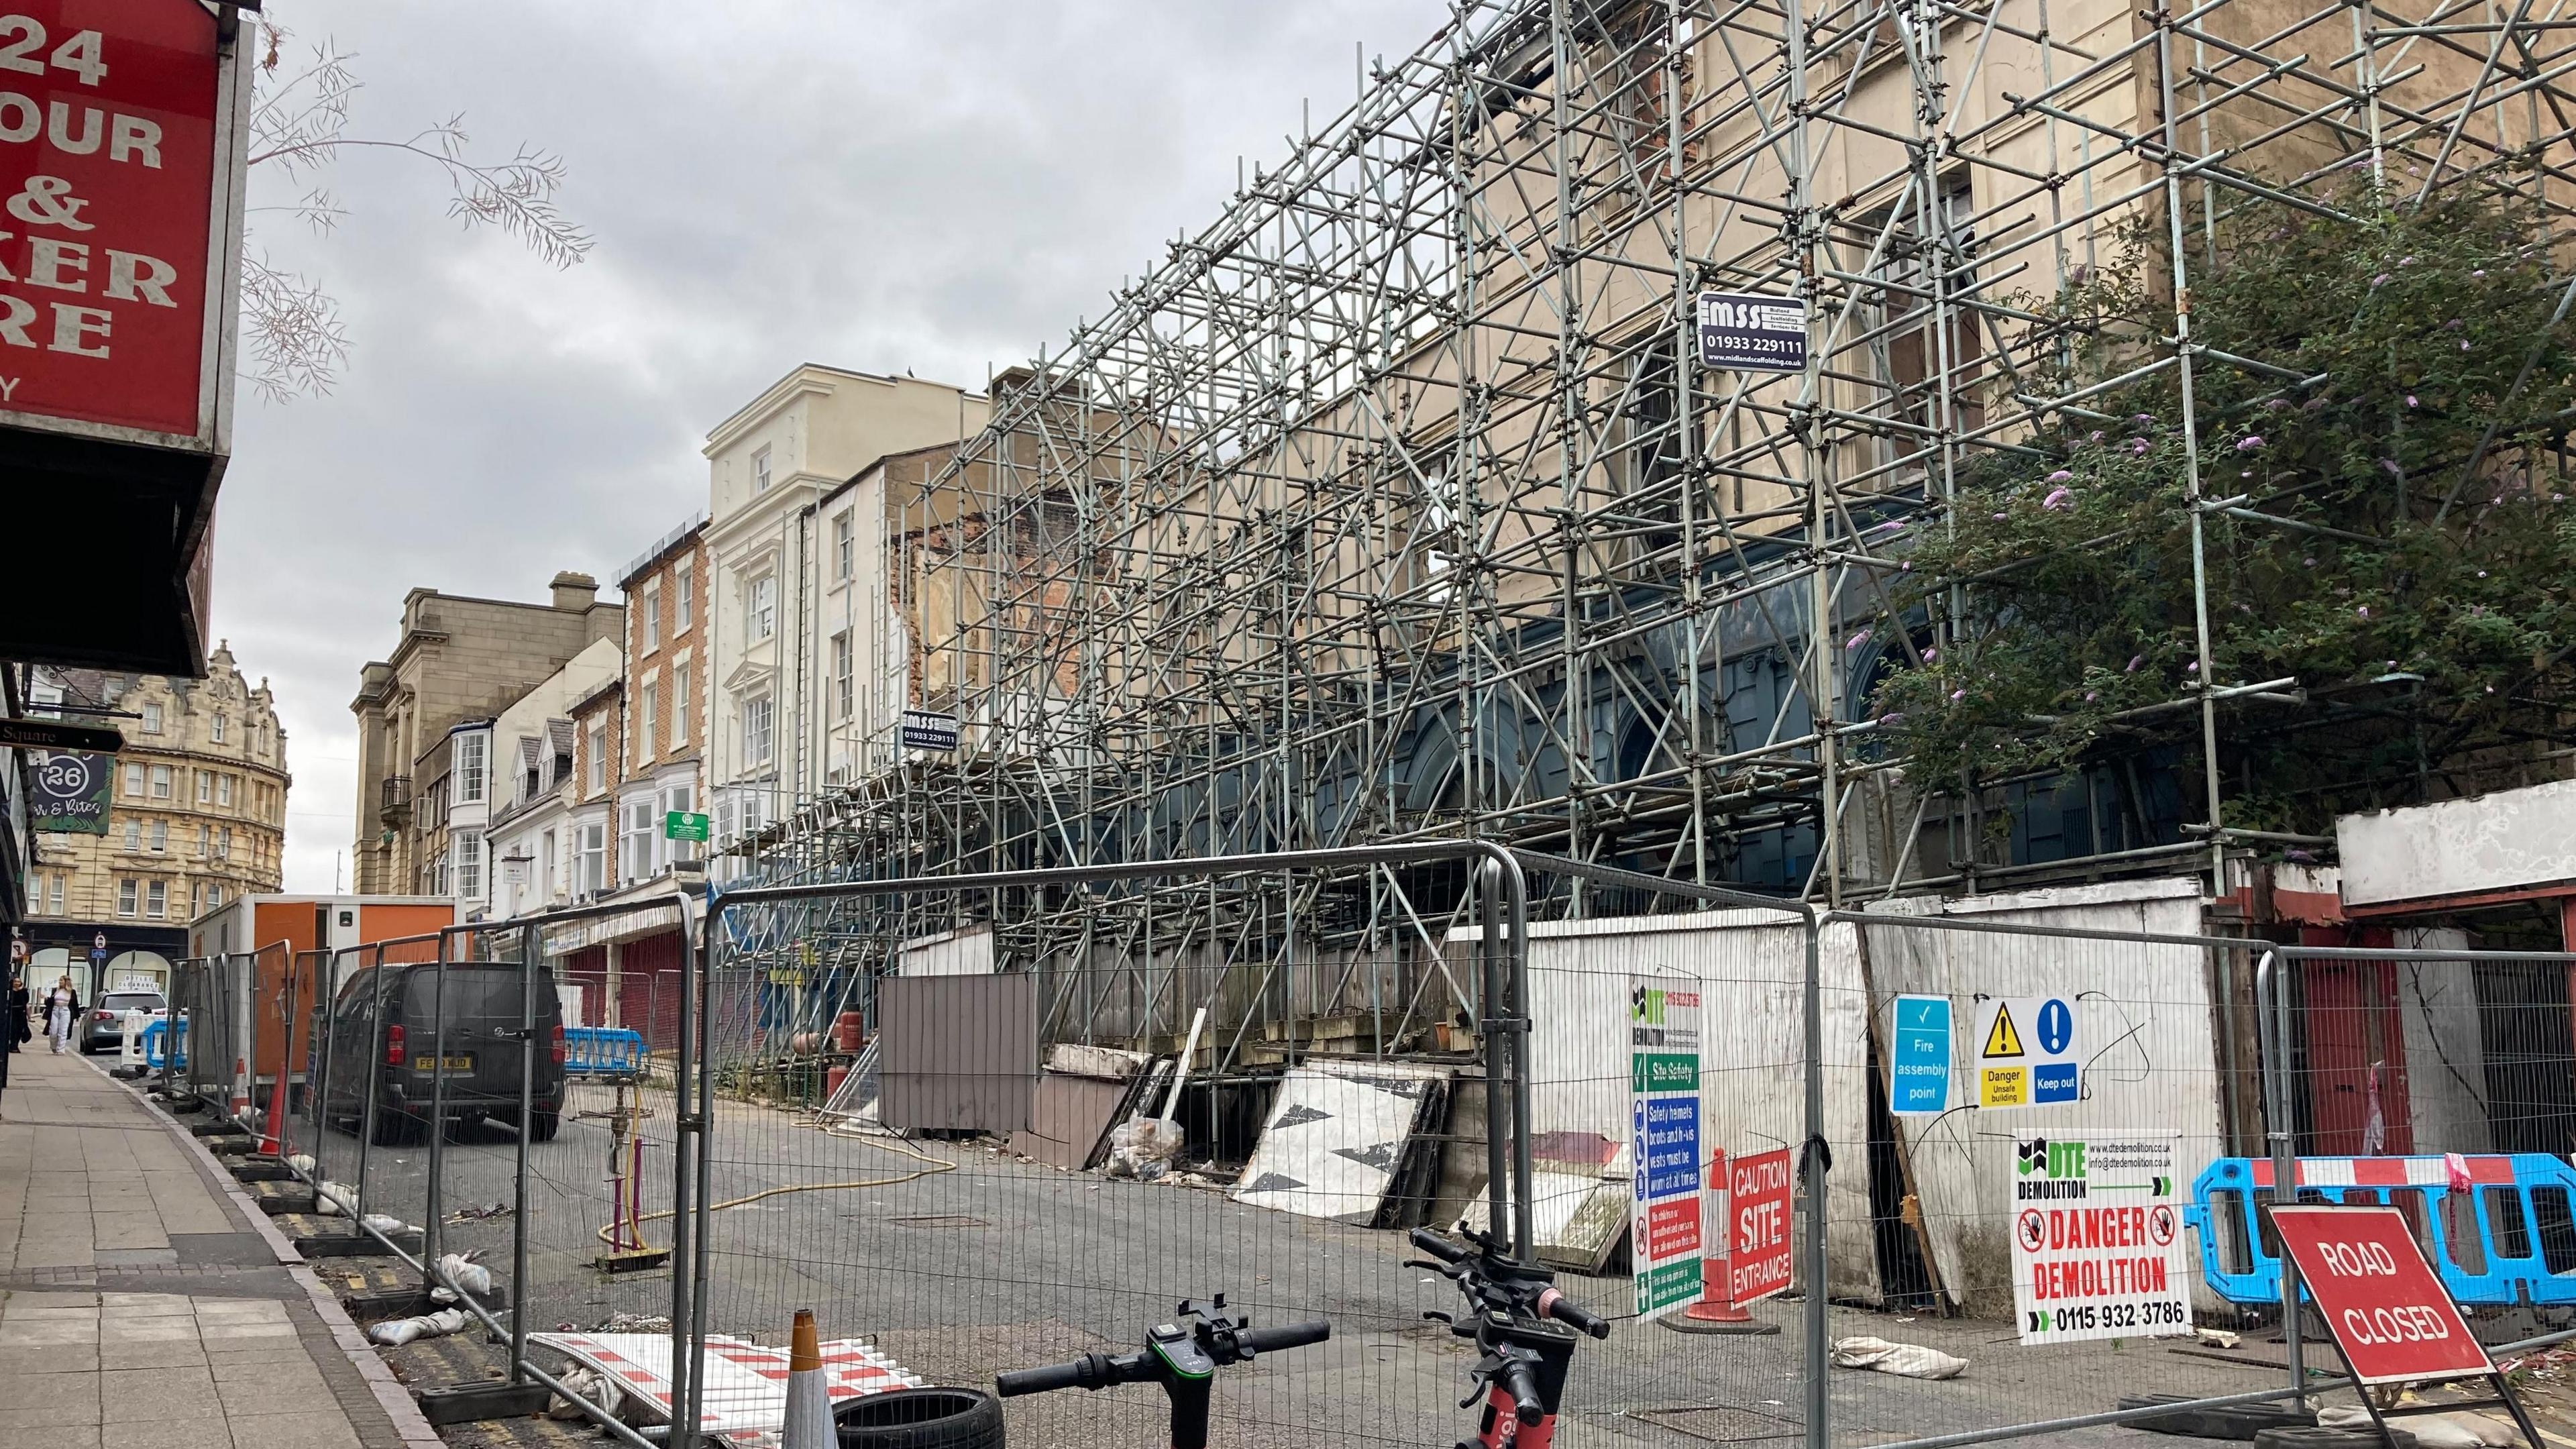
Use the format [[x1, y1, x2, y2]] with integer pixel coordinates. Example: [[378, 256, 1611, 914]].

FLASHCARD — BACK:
[[1665, 1152, 1781, 1336], [781, 1309, 830, 1449]]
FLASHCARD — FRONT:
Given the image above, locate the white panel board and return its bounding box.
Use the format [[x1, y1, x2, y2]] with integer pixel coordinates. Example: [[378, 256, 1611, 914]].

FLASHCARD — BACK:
[[1860, 877, 2226, 1313], [1232, 1060, 1450, 1223], [2338, 777, 2576, 906]]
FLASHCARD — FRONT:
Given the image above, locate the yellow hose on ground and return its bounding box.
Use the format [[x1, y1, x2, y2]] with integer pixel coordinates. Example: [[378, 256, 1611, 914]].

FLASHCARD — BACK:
[[592, 1122, 957, 1248]]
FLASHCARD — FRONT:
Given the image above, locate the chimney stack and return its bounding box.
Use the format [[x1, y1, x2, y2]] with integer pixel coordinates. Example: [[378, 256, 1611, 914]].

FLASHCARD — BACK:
[[549, 571, 599, 612]]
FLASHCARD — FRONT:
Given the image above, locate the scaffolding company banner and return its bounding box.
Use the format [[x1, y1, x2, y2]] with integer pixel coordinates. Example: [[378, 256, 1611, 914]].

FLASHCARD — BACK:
[[1631, 976, 1703, 1320], [2010, 1132, 2191, 1346]]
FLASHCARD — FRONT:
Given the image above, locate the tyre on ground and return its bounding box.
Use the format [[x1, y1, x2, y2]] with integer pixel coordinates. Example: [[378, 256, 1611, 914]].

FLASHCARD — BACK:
[[831, 1387, 1005, 1449]]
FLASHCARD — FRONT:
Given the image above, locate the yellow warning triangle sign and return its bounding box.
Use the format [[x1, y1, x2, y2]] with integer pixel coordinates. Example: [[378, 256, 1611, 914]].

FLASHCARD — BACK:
[[1982, 1003, 2026, 1059]]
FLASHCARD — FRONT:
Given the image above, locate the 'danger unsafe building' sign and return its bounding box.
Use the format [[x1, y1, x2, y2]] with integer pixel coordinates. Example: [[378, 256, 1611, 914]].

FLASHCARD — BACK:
[[0, 1, 224, 439]]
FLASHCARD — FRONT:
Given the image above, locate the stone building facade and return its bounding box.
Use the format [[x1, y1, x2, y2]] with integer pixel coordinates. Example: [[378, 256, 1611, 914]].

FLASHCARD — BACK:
[[13, 643, 290, 997], [349, 573, 623, 896]]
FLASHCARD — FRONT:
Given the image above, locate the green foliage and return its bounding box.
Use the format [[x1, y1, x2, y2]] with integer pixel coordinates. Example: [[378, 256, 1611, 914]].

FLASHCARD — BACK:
[[1872, 187, 2576, 830]]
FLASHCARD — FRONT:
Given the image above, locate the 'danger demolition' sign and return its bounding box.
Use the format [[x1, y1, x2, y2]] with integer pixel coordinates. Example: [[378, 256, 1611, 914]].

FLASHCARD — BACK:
[[0, 1, 223, 438], [2008, 1132, 2192, 1346]]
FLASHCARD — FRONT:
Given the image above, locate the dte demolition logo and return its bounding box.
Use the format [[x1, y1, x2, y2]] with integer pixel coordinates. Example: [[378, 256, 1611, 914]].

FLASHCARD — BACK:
[[2016, 1137, 2092, 1199]]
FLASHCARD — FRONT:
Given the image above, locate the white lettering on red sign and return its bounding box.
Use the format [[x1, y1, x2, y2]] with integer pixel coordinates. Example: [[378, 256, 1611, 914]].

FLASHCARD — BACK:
[[1727, 1146, 1794, 1305], [2269, 1205, 2493, 1386], [0, 3, 217, 437]]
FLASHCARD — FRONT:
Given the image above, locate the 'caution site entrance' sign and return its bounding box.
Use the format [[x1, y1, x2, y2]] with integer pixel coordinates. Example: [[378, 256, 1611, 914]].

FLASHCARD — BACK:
[[2269, 1205, 2493, 1385], [2008, 1132, 2192, 1346]]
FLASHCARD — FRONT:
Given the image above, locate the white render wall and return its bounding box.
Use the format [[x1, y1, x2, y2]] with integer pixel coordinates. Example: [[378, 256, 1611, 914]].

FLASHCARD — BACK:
[[2338, 777, 2576, 906]]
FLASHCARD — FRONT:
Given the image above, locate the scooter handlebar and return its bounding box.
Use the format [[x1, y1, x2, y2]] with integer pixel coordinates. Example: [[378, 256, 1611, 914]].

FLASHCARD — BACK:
[[1236, 1319, 1331, 1355]]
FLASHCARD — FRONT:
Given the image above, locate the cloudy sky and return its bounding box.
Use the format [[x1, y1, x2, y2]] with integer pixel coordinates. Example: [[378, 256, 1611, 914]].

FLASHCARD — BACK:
[[224, 1, 1449, 892]]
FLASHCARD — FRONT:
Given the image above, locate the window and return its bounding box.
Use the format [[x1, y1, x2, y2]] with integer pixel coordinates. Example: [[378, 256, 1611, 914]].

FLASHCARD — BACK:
[[539, 830, 557, 899], [832, 632, 853, 719], [456, 732, 486, 804], [141, 702, 162, 734], [742, 694, 774, 767], [117, 879, 137, 916], [207, 885, 223, 910], [123, 819, 141, 851], [588, 725, 607, 792], [675, 562, 693, 630], [639, 680, 659, 763], [746, 574, 776, 644], [211, 712, 227, 743], [455, 830, 483, 900], [195, 770, 209, 804], [624, 798, 657, 882], [197, 822, 209, 855], [191, 881, 203, 916], [216, 826, 231, 861], [123, 762, 142, 797], [146, 881, 166, 919], [672, 662, 691, 743], [217, 774, 233, 807], [641, 581, 661, 652], [149, 819, 166, 853], [835, 513, 854, 580], [753, 445, 772, 494], [46, 875, 62, 914], [150, 765, 171, 799], [578, 821, 606, 897]]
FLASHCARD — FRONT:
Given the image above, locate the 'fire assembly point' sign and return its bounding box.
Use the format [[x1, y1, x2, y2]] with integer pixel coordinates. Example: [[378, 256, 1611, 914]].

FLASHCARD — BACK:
[[1889, 994, 1951, 1116], [2269, 1205, 2493, 1385], [1631, 976, 1703, 1321], [2009, 1132, 2192, 1346]]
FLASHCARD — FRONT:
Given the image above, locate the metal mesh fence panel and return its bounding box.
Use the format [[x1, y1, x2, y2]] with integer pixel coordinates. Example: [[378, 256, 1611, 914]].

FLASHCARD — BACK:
[[350, 935, 445, 1252], [1834, 912, 2273, 1447], [695, 871, 1512, 1449], [1489, 904, 1815, 1445], [303, 945, 370, 1244], [496, 908, 694, 1349], [2268, 944, 2576, 1389]]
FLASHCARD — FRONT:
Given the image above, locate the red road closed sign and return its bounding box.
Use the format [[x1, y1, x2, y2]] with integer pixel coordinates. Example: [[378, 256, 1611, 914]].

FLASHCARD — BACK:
[[2270, 1205, 2493, 1385], [1727, 1147, 1794, 1305]]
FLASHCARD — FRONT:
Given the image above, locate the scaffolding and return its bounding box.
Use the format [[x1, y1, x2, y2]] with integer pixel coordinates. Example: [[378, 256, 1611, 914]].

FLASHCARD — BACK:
[[723, 0, 2576, 1059]]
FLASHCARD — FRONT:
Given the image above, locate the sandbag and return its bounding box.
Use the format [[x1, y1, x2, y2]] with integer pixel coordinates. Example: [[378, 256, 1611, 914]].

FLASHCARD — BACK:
[[1831, 1336, 1968, 1379]]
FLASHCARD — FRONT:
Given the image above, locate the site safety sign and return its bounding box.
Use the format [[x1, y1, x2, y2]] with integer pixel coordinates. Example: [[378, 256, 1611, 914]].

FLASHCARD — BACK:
[[2009, 1132, 2192, 1346], [2269, 1205, 2493, 1385], [1630, 976, 1703, 1321], [1976, 995, 2080, 1110]]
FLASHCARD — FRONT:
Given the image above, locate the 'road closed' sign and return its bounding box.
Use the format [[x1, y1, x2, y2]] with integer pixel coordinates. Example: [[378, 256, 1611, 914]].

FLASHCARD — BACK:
[[2269, 1205, 2493, 1385]]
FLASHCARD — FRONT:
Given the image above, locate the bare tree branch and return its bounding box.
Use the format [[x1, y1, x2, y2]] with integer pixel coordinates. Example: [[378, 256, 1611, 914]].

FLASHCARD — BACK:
[[238, 13, 591, 400]]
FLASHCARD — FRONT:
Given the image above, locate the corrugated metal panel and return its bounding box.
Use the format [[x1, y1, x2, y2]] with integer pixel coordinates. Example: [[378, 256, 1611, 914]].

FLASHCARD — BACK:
[[898, 925, 994, 977], [879, 973, 1034, 1132]]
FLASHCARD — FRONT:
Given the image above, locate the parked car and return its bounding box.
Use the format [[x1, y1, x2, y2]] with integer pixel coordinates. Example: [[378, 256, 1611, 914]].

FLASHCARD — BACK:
[[81, 991, 167, 1054], [317, 963, 565, 1144]]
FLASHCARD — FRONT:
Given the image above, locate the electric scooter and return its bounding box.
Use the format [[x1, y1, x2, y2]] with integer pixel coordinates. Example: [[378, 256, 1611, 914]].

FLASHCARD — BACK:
[[1409, 1225, 1612, 1448], [994, 1294, 1329, 1449]]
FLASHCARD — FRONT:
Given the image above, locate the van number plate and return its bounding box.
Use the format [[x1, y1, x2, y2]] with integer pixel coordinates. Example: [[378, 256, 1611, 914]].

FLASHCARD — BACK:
[[412, 1055, 474, 1073]]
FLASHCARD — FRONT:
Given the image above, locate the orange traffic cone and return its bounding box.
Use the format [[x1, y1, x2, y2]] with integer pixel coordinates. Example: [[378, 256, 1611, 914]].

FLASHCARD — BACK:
[[1666, 1154, 1781, 1336], [782, 1309, 831, 1449]]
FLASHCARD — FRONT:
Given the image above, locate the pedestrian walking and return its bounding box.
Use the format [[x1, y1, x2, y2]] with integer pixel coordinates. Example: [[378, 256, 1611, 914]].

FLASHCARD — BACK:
[[46, 975, 78, 1055], [1, 973, 25, 1116]]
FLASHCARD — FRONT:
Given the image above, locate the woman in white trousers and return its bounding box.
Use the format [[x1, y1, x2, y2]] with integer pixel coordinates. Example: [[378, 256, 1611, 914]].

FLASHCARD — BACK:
[[46, 977, 77, 1054]]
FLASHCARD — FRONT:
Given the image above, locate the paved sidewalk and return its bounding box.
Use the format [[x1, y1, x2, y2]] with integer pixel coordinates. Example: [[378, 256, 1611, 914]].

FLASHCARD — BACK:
[[0, 1048, 443, 1449]]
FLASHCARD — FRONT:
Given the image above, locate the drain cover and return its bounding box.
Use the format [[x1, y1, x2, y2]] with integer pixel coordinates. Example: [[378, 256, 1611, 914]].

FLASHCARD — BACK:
[[1627, 1406, 1803, 1444], [888, 1214, 991, 1229]]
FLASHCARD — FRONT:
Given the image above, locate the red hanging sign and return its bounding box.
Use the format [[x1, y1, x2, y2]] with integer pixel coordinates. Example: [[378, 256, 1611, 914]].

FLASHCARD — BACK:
[[0, 0, 223, 440], [2269, 1205, 2493, 1385]]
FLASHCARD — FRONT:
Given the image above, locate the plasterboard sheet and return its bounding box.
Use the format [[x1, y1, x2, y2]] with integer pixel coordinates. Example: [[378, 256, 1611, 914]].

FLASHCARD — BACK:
[[1231, 1061, 1451, 1224]]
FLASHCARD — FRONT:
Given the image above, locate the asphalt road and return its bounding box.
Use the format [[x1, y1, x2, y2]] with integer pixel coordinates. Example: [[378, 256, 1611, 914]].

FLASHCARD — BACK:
[[300, 1080, 2311, 1448]]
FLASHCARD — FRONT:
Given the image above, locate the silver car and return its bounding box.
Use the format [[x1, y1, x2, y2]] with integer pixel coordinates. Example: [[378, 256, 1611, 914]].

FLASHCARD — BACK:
[[81, 991, 166, 1054]]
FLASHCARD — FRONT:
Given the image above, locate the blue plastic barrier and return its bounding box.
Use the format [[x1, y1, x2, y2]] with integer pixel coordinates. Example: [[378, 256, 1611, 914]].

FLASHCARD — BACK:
[[141, 1016, 184, 1071], [563, 1026, 646, 1076], [2188, 1154, 2576, 1307]]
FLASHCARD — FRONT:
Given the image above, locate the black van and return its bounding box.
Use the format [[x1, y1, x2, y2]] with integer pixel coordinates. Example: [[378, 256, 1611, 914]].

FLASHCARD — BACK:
[[318, 962, 566, 1144]]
